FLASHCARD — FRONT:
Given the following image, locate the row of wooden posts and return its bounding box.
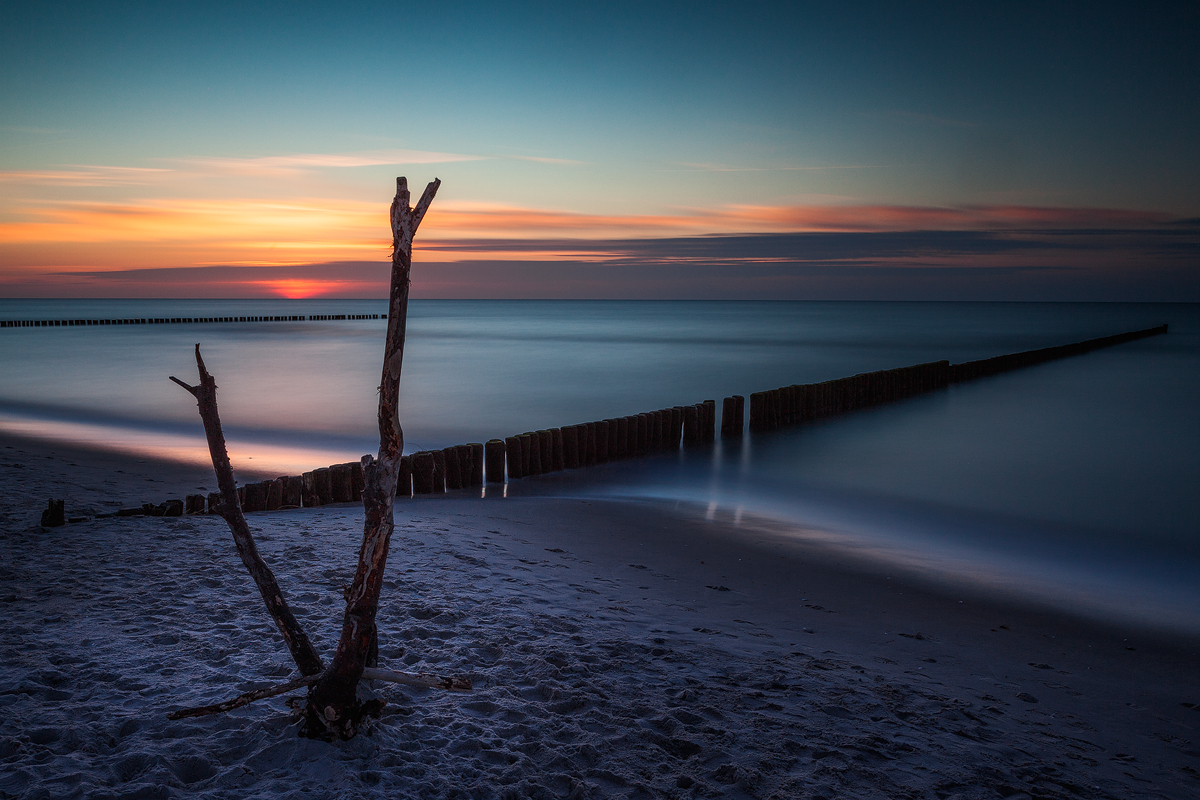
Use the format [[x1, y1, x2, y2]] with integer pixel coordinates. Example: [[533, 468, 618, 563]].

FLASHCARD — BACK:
[[1, 313, 384, 328], [116, 324, 1166, 517]]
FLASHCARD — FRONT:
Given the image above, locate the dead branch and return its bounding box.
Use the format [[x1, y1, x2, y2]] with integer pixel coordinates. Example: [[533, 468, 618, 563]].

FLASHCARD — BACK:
[[167, 666, 470, 720], [171, 346, 324, 677], [168, 674, 316, 720], [303, 176, 441, 739]]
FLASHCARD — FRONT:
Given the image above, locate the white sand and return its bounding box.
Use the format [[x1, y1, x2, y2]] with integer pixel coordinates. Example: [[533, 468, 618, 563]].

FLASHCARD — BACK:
[[2, 434, 1199, 799]]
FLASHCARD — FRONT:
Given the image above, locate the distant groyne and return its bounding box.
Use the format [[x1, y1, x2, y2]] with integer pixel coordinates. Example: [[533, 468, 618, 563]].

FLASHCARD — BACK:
[[74, 324, 1167, 520], [1, 313, 384, 328]]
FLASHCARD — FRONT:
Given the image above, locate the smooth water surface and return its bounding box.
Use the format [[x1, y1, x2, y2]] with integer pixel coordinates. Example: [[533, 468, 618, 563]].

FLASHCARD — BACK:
[[3, 300, 1197, 632]]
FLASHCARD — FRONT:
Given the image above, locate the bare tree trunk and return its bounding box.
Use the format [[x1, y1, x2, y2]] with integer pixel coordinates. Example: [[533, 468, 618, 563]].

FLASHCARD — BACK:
[[170, 349, 324, 677], [303, 176, 440, 739]]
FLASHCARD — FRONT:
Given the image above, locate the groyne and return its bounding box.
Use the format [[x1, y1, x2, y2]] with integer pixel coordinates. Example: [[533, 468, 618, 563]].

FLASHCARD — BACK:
[[83, 324, 1167, 519], [1, 313, 384, 328]]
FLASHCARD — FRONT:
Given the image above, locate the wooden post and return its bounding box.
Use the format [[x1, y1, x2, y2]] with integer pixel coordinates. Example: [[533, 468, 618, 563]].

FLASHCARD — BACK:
[[468, 443, 484, 486], [721, 396, 743, 438], [282, 475, 303, 508], [185, 494, 207, 514], [583, 423, 597, 466], [613, 418, 628, 459], [682, 405, 700, 445], [314, 468, 333, 505], [595, 420, 609, 464], [265, 478, 284, 511], [668, 407, 683, 450], [330, 464, 352, 503], [455, 444, 474, 487], [562, 426, 580, 469], [538, 430, 554, 472], [505, 437, 523, 479], [524, 433, 540, 475], [550, 430, 564, 471], [396, 455, 412, 497], [431, 449, 447, 492], [443, 447, 462, 490], [485, 440, 506, 484], [412, 452, 435, 494], [702, 400, 716, 442], [350, 461, 365, 501], [301, 473, 317, 507]]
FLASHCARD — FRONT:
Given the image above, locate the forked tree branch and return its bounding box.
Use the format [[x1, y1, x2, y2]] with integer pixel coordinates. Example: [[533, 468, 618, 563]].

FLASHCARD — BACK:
[[304, 176, 440, 739], [170, 345, 324, 677]]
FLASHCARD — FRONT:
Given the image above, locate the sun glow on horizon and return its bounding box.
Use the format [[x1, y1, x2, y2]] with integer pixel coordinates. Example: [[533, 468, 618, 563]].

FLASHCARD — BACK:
[[255, 279, 349, 299]]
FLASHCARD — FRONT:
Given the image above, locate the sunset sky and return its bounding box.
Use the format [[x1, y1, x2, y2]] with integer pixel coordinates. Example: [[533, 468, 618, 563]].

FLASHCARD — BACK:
[[1, 2, 1196, 299]]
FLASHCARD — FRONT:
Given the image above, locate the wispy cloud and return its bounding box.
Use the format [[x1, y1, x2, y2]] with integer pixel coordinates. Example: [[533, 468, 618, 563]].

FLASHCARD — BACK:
[[669, 162, 881, 173], [0, 193, 1184, 281], [0, 166, 170, 186], [504, 155, 586, 166], [24, 223, 1197, 301], [180, 149, 485, 176]]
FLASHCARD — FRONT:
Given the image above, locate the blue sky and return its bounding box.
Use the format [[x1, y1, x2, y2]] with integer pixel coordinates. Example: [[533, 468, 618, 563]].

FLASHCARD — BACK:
[[2, 1, 1197, 298]]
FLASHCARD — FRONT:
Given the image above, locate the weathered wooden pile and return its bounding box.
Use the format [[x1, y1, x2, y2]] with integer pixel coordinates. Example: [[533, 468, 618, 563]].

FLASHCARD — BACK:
[[745, 323, 1167, 433], [1, 313, 383, 328], [96, 324, 1166, 519]]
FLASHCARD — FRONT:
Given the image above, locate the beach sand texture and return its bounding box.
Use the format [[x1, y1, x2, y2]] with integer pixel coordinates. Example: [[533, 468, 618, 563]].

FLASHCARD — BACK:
[[2, 436, 1199, 799]]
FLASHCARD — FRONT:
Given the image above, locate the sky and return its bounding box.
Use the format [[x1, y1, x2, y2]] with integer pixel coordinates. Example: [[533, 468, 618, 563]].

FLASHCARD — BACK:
[[1, 1, 1197, 300]]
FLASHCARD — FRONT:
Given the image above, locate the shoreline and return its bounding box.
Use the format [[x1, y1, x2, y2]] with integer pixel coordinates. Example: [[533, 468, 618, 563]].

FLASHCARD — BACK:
[[3, 433, 1199, 798]]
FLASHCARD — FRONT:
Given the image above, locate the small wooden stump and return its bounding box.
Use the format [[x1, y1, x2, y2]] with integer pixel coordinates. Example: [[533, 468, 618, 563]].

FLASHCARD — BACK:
[[185, 494, 207, 514], [350, 461, 365, 500], [207, 491, 222, 514], [40, 499, 65, 527]]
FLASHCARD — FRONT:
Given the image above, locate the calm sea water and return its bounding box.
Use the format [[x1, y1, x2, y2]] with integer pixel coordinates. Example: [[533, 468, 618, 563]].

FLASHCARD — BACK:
[[2, 300, 1197, 633]]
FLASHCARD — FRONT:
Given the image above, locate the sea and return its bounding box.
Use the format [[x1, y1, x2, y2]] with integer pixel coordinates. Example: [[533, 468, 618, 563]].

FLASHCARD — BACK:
[[2, 299, 1197, 635]]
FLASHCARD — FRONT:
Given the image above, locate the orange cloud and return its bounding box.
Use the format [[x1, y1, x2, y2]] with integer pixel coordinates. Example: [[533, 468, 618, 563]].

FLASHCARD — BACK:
[[0, 191, 1179, 283]]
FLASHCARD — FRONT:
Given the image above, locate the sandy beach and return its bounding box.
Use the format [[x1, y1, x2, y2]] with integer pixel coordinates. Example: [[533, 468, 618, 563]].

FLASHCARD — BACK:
[[2, 432, 1199, 799]]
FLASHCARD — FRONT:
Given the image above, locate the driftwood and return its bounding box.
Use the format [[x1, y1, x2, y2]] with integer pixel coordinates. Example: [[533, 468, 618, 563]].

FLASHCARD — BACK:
[[168, 177, 455, 740], [302, 176, 441, 739], [167, 667, 470, 721], [171, 351, 324, 677]]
